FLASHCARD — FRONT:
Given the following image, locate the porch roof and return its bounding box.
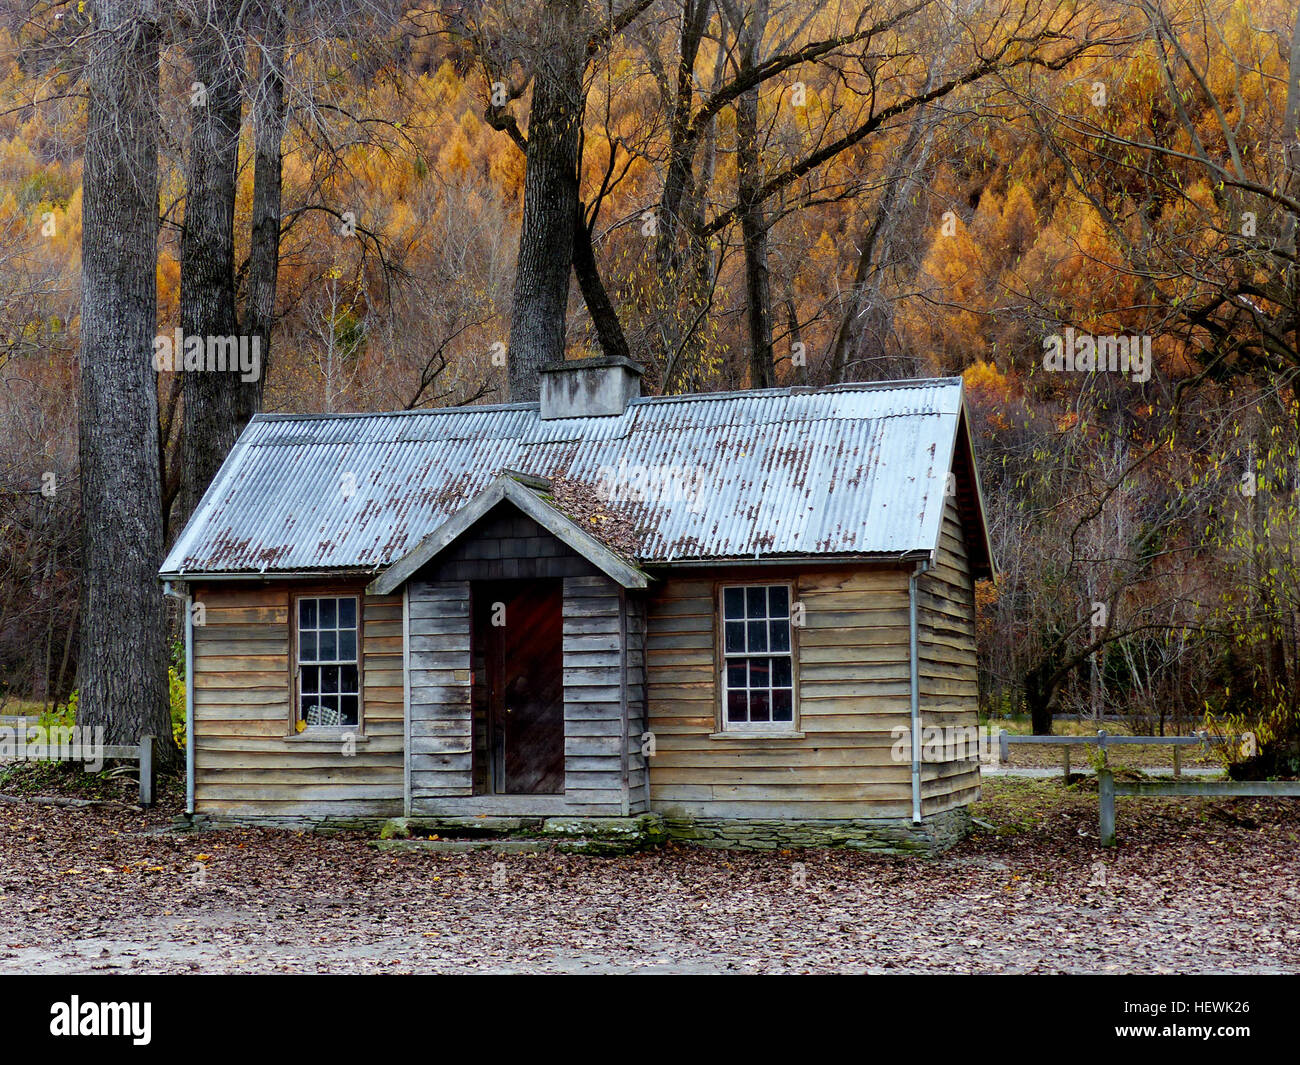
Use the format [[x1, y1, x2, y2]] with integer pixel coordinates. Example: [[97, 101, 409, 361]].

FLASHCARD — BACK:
[[367, 473, 649, 594]]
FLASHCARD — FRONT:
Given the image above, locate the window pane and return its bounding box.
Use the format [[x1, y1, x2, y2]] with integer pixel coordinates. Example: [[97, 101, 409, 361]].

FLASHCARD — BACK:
[[338, 597, 357, 627], [768, 586, 789, 617], [305, 696, 340, 726], [321, 664, 340, 692], [772, 656, 792, 688], [772, 689, 793, 722], [299, 630, 317, 662], [725, 621, 746, 654], [747, 620, 768, 652], [338, 629, 357, 662], [318, 630, 337, 661], [770, 619, 790, 652], [727, 661, 747, 689], [300, 665, 320, 695], [727, 690, 748, 722], [750, 690, 770, 722], [748, 657, 770, 687], [340, 695, 359, 726], [723, 587, 745, 620], [320, 598, 336, 627], [340, 665, 359, 694], [746, 587, 767, 617], [299, 598, 317, 629]]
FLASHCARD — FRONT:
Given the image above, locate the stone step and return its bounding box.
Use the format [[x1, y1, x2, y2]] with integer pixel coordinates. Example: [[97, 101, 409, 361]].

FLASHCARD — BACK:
[[373, 837, 551, 854], [375, 813, 668, 855]]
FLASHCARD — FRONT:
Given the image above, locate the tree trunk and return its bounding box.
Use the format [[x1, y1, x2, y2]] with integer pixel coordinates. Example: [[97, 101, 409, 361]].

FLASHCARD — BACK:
[[243, 2, 287, 413], [573, 201, 631, 362], [734, 0, 774, 389], [77, 0, 174, 764], [1025, 663, 1054, 736], [177, 1, 247, 528], [507, 0, 584, 401], [655, 0, 711, 274], [828, 47, 946, 383]]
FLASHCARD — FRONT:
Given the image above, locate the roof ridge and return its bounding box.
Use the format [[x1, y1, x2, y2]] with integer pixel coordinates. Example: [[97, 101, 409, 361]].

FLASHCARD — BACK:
[[249, 377, 963, 423]]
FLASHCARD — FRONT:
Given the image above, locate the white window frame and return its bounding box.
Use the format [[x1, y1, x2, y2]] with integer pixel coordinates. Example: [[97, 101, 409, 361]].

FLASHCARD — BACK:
[[719, 582, 796, 733], [294, 594, 363, 730]]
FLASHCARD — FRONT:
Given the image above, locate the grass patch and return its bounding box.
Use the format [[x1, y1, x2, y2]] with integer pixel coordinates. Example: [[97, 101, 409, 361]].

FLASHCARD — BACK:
[[0, 699, 49, 718]]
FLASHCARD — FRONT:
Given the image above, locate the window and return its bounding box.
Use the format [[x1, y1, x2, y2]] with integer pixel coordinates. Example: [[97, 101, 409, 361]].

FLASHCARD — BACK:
[[721, 584, 794, 730], [296, 596, 360, 728]]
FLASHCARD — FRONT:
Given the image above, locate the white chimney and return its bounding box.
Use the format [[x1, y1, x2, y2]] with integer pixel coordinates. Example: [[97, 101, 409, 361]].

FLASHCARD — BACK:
[[539, 356, 644, 419]]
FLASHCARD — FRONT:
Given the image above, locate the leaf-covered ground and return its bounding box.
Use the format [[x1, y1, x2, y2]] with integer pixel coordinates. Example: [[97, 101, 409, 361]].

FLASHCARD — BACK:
[[0, 771, 1297, 974]]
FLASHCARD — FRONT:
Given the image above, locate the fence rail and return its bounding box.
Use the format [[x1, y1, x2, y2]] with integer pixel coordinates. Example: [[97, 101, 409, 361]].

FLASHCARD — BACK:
[[1, 730, 155, 807], [1098, 769, 1300, 846], [997, 728, 1208, 779]]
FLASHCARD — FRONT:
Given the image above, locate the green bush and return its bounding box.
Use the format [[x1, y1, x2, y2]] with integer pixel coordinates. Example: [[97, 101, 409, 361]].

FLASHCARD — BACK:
[[33, 682, 185, 752], [169, 666, 186, 749], [38, 690, 76, 732]]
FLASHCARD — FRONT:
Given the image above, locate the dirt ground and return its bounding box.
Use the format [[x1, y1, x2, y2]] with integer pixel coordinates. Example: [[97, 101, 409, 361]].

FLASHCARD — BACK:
[[0, 771, 1297, 974]]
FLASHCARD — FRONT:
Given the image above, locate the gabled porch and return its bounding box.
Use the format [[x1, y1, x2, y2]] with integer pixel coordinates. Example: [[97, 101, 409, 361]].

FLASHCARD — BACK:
[[368, 473, 650, 818]]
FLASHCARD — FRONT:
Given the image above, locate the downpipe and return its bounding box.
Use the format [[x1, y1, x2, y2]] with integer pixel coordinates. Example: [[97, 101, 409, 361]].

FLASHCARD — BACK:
[[908, 559, 931, 824], [163, 580, 195, 816]]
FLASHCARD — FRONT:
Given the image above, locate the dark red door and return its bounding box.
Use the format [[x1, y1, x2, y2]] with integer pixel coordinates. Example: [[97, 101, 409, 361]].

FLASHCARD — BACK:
[[477, 582, 564, 794]]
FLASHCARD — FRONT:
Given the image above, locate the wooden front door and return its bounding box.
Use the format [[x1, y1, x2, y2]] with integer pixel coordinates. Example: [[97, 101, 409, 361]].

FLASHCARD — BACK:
[[476, 581, 564, 794]]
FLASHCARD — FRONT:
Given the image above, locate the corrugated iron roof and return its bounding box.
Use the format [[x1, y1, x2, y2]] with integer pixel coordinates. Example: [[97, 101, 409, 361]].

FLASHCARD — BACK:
[[161, 378, 978, 576]]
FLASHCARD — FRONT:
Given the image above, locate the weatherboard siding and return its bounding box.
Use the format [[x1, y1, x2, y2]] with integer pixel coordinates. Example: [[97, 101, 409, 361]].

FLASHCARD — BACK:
[[191, 584, 404, 817], [644, 566, 918, 819], [917, 495, 981, 813], [560, 574, 643, 815], [406, 579, 473, 810]]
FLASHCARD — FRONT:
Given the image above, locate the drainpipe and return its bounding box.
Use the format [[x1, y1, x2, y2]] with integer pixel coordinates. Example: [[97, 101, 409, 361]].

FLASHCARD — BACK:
[[163, 580, 196, 816], [908, 560, 931, 824]]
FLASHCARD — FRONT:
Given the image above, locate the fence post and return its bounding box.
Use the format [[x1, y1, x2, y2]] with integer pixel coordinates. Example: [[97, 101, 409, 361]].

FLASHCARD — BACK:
[[1097, 728, 1108, 766], [138, 735, 154, 808], [1062, 745, 1071, 781], [1098, 768, 1116, 847], [998, 729, 1008, 764], [1173, 744, 1181, 779]]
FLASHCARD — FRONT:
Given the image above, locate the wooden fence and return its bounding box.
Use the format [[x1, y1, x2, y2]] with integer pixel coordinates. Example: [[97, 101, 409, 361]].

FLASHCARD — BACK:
[[1097, 770, 1300, 846], [1, 724, 155, 807], [997, 728, 1208, 779]]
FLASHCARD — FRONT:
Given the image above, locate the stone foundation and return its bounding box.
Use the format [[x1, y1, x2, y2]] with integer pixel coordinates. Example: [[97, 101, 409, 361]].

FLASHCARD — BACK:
[[660, 807, 970, 855], [177, 807, 970, 855]]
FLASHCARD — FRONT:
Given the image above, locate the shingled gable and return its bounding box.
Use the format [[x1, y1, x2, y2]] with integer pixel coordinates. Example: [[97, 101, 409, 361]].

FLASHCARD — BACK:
[[367, 471, 648, 595]]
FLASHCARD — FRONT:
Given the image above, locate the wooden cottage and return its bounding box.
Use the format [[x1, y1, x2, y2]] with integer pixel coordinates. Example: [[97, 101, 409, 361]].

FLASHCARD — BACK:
[[160, 360, 994, 851]]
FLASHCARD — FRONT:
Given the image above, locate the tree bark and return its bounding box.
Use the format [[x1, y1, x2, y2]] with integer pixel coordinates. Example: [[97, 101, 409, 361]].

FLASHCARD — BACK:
[[733, 0, 774, 389], [77, 0, 174, 763], [573, 200, 632, 362], [177, 0, 247, 528], [507, 0, 585, 401], [243, 2, 287, 412], [655, 0, 711, 274], [1025, 663, 1054, 736]]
